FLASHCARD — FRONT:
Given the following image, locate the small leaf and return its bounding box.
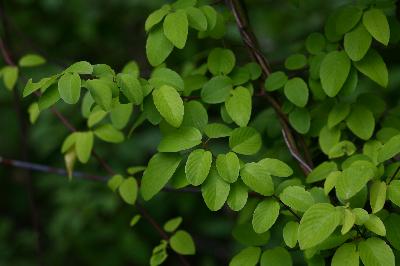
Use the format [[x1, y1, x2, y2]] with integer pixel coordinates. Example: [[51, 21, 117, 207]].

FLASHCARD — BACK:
[[283, 221, 299, 248], [364, 214, 386, 236], [119, 177, 138, 205], [328, 102, 351, 129], [306, 161, 337, 183], [149, 67, 184, 92], [2, 66, 18, 90], [252, 199, 280, 233], [320, 51, 351, 97], [298, 203, 342, 249], [216, 152, 240, 183], [204, 123, 232, 138], [387, 180, 400, 207], [359, 237, 395, 266], [86, 79, 112, 111], [94, 124, 124, 143], [201, 167, 230, 211], [225, 86, 252, 127], [75, 132, 93, 163], [335, 5, 362, 34], [363, 8, 390, 45], [169, 230, 195, 255], [158, 127, 202, 152], [186, 7, 207, 31], [331, 243, 359, 266], [305, 32, 326, 54], [240, 162, 274, 196], [18, 54, 46, 67], [344, 23, 372, 61], [264, 71, 288, 92], [258, 158, 293, 177], [280, 186, 315, 212], [284, 53, 307, 70], [377, 134, 400, 162], [185, 149, 212, 186], [283, 77, 309, 107], [65, 61, 93, 74], [58, 72, 81, 104], [146, 25, 174, 66], [289, 107, 310, 134], [116, 73, 143, 105], [107, 174, 124, 192], [201, 75, 232, 104], [229, 247, 261, 266], [260, 247, 292, 266], [370, 181, 387, 213], [163, 10, 188, 49], [346, 104, 375, 140], [341, 208, 356, 234], [145, 6, 170, 32], [229, 127, 262, 155], [163, 217, 182, 233], [141, 153, 182, 200], [227, 181, 248, 211], [64, 150, 76, 180], [207, 48, 235, 75], [130, 215, 141, 227], [200, 5, 217, 30], [319, 126, 341, 155], [153, 85, 184, 128], [354, 49, 388, 87], [182, 101, 208, 131]]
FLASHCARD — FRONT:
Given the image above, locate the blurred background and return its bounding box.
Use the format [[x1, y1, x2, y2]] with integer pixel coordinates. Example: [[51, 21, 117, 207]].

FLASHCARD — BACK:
[[0, 0, 399, 265]]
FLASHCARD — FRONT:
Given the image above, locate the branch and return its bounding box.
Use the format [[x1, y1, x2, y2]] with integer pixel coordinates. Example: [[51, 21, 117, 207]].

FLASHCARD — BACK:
[[225, 0, 313, 175]]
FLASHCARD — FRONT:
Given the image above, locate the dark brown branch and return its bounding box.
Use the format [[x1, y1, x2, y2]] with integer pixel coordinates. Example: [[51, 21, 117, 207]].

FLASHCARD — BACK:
[[226, 0, 313, 175]]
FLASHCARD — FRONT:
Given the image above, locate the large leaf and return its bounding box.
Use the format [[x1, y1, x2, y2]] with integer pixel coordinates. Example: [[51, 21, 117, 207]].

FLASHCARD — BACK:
[[116, 73, 143, 105], [240, 162, 274, 196], [331, 243, 359, 266], [201, 167, 230, 211], [216, 152, 240, 183], [146, 26, 174, 66], [258, 158, 293, 177], [145, 5, 170, 32], [229, 247, 261, 266], [225, 87, 252, 127], [207, 48, 235, 75], [260, 247, 292, 266], [283, 77, 309, 107], [201, 75, 232, 104], [358, 237, 395, 266], [280, 186, 314, 212], [346, 104, 375, 140], [182, 101, 208, 131], [344, 23, 372, 61], [335, 5, 362, 34], [388, 180, 400, 207], [58, 72, 81, 104], [185, 149, 212, 186], [169, 230, 196, 255], [149, 67, 184, 91], [75, 132, 93, 163], [86, 79, 112, 111], [227, 181, 248, 211], [283, 221, 299, 248], [204, 123, 232, 138], [320, 51, 351, 97], [229, 127, 262, 155], [186, 7, 207, 31], [163, 10, 188, 49], [252, 199, 280, 233], [18, 54, 46, 67], [158, 127, 202, 152], [354, 49, 388, 87], [363, 8, 390, 45], [377, 134, 400, 162], [141, 153, 182, 200], [369, 181, 386, 213], [306, 161, 337, 183], [298, 203, 341, 249], [153, 85, 184, 127]]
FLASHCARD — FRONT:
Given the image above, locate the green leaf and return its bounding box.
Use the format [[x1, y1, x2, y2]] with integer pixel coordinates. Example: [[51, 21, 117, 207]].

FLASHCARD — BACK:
[[264, 71, 288, 92], [354, 49, 388, 87], [298, 203, 342, 249], [306, 161, 338, 183], [388, 180, 400, 207], [289, 108, 310, 134], [320, 51, 351, 97], [141, 153, 182, 200], [364, 214, 386, 236], [200, 5, 217, 30], [158, 127, 202, 152], [163, 10, 188, 49], [229, 127, 261, 155], [252, 199, 280, 233], [328, 102, 351, 129], [28, 102, 40, 124], [363, 8, 390, 45], [119, 177, 138, 205], [18, 54, 46, 67], [146, 25, 174, 66], [110, 103, 133, 129], [163, 217, 182, 233], [2, 66, 18, 90], [169, 230, 195, 255], [305, 32, 326, 55], [370, 181, 387, 213], [229, 247, 261, 266], [225, 87, 252, 127], [186, 7, 207, 31], [207, 48, 235, 75], [201, 167, 230, 211], [107, 174, 124, 192], [227, 181, 248, 211], [283, 77, 309, 107], [204, 123, 232, 138], [336, 161, 375, 200], [260, 247, 292, 266], [240, 162, 274, 196], [359, 237, 395, 266], [182, 101, 208, 131], [65, 61, 93, 74], [94, 124, 124, 143], [152, 85, 184, 128], [150, 240, 168, 266], [385, 214, 400, 250], [341, 208, 356, 234], [344, 23, 372, 61], [172, 0, 196, 9], [116, 73, 143, 105], [216, 152, 240, 183], [58, 72, 81, 104], [335, 5, 362, 34], [377, 134, 400, 162], [86, 79, 112, 111], [284, 53, 307, 70], [319, 126, 341, 155], [149, 67, 184, 92], [283, 221, 299, 248], [87, 110, 107, 128], [130, 215, 141, 227], [185, 149, 212, 186], [331, 243, 359, 266], [258, 158, 293, 177], [280, 186, 314, 212], [143, 96, 162, 125], [145, 6, 170, 32], [346, 104, 375, 140], [75, 132, 94, 163], [201, 75, 232, 104]]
